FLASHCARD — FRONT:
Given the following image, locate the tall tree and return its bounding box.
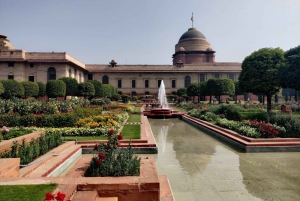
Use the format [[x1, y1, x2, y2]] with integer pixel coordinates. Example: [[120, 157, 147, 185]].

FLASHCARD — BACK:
[[207, 78, 235, 103], [177, 88, 187, 102], [187, 83, 199, 102], [58, 77, 78, 96], [279, 45, 300, 93], [239, 48, 285, 112]]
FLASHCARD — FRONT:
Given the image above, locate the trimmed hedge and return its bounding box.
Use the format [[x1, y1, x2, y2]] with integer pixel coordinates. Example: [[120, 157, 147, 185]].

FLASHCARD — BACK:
[[0, 80, 24, 99], [77, 82, 95, 98], [59, 77, 78, 96], [37, 82, 46, 96], [22, 81, 39, 98], [46, 80, 66, 98], [0, 82, 4, 95], [87, 80, 103, 97]]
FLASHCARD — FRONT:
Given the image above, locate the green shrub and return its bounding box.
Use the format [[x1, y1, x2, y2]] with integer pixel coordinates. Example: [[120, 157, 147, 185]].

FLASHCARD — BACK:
[[268, 113, 300, 137], [46, 80, 66, 98], [37, 82, 46, 97], [77, 82, 95, 98], [237, 125, 260, 138], [87, 80, 103, 97], [22, 81, 39, 98], [59, 77, 78, 96], [0, 80, 24, 99], [0, 82, 4, 95]]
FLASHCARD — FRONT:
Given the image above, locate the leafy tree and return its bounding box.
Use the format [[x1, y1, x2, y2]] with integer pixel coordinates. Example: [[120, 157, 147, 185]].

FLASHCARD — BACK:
[[102, 84, 116, 98], [0, 82, 4, 95], [239, 48, 285, 112], [207, 78, 235, 103], [58, 77, 78, 96], [187, 83, 199, 102], [234, 81, 246, 103], [0, 80, 24, 99], [87, 80, 103, 97], [77, 82, 95, 98], [177, 88, 187, 102], [199, 81, 208, 101], [46, 80, 66, 98], [22, 81, 39, 98], [37, 82, 46, 97], [279, 45, 300, 91]]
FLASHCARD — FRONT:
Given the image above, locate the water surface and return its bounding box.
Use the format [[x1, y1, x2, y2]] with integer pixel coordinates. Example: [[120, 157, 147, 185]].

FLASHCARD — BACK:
[[148, 118, 300, 201]]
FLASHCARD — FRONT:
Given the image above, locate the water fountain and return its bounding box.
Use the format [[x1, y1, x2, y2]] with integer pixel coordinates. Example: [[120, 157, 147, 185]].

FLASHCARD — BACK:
[[143, 80, 187, 118]]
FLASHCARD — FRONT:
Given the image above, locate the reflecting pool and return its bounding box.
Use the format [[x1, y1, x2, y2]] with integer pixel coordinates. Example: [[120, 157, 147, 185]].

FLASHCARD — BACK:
[[148, 118, 300, 201]]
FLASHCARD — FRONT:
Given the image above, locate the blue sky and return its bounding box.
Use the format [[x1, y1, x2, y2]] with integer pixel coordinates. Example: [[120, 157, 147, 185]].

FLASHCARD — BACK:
[[0, 0, 299, 65]]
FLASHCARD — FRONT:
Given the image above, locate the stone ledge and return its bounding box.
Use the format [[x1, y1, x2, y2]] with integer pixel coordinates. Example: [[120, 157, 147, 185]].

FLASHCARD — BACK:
[[183, 115, 300, 152]]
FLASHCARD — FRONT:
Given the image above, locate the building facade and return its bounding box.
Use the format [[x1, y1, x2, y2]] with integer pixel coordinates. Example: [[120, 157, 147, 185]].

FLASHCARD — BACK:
[[0, 28, 242, 97]]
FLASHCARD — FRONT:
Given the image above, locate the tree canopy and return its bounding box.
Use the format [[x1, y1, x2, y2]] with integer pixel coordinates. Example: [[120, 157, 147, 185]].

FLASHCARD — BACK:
[[77, 82, 95, 98], [239, 48, 285, 112], [87, 80, 103, 97], [0, 80, 24, 99], [279, 45, 300, 90], [207, 78, 235, 97]]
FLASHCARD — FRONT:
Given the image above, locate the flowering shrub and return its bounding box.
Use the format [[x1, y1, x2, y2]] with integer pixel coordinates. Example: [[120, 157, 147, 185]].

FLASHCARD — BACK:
[[85, 130, 140, 177], [249, 119, 281, 138], [2, 126, 9, 135], [45, 191, 70, 201]]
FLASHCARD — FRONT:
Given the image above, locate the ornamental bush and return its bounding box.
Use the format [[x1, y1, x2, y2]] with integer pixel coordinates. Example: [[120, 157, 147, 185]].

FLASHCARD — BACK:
[[37, 82, 46, 97], [0, 80, 24, 99], [59, 77, 78, 96], [77, 82, 95, 98], [87, 80, 103, 97], [46, 80, 66, 98], [0, 82, 4, 95], [22, 81, 39, 98]]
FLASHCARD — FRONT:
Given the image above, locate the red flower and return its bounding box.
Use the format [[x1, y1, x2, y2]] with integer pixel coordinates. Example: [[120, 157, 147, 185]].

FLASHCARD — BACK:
[[118, 134, 123, 140], [109, 129, 114, 135], [55, 191, 66, 201], [98, 153, 106, 159], [45, 192, 55, 201], [97, 159, 102, 165]]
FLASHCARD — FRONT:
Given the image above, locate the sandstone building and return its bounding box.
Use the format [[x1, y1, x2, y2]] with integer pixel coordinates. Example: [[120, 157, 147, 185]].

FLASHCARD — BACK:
[[0, 27, 242, 97]]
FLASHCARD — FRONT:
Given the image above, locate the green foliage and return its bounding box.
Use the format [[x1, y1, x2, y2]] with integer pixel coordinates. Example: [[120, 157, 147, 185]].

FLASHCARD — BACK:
[[177, 88, 187, 97], [279, 45, 300, 90], [37, 82, 46, 96], [239, 48, 285, 112], [102, 84, 116, 98], [77, 82, 95, 98], [58, 77, 78, 96], [207, 78, 235, 97], [85, 130, 141, 177], [214, 105, 243, 121], [267, 113, 300, 138], [0, 82, 4, 95], [87, 80, 103, 97], [2, 127, 33, 140], [0, 131, 62, 165], [187, 83, 200, 97], [21, 81, 39, 98], [121, 94, 130, 103], [46, 80, 66, 98], [0, 80, 24, 99], [121, 125, 141, 139]]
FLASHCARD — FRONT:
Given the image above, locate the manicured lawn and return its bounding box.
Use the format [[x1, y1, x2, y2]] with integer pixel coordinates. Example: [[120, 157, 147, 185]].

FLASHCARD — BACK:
[[0, 184, 57, 201], [127, 114, 141, 122], [120, 124, 140, 139], [133, 107, 141, 112]]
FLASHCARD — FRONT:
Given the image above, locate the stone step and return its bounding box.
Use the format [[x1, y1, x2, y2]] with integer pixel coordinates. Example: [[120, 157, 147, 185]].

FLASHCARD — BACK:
[[96, 197, 118, 201], [22, 143, 81, 177], [159, 175, 175, 201], [72, 191, 98, 201]]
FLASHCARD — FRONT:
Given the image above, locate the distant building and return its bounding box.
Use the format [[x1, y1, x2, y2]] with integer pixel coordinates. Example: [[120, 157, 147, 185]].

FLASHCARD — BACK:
[[0, 28, 242, 98]]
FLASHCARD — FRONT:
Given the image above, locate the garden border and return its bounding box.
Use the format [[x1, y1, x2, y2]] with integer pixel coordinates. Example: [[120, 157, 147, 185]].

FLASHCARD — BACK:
[[182, 115, 300, 152]]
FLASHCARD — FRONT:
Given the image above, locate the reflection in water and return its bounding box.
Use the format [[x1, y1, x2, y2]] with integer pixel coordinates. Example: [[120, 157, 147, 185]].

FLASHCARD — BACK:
[[149, 118, 300, 201], [158, 125, 169, 153]]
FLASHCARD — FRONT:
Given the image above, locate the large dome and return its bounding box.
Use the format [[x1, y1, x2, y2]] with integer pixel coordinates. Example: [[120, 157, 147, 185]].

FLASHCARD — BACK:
[[179, 28, 206, 42]]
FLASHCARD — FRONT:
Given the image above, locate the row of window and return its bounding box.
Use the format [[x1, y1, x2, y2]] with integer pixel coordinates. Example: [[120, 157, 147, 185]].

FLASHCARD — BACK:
[[7, 75, 35, 82], [7, 62, 34, 68], [117, 79, 177, 89]]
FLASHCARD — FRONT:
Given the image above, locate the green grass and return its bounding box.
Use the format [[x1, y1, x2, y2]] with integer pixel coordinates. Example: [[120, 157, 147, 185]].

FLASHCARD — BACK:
[[120, 124, 140, 139], [127, 114, 141, 122], [0, 184, 57, 201], [133, 107, 141, 112]]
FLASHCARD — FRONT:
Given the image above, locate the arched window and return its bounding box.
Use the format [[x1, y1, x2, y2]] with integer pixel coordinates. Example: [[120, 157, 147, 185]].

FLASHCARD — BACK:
[[184, 75, 191, 87], [47, 67, 56, 81], [102, 75, 109, 84]]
